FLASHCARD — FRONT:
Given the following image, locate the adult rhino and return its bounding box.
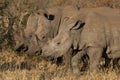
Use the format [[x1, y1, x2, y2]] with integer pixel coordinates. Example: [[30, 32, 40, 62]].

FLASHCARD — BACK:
[[42, 6, 120, 74]]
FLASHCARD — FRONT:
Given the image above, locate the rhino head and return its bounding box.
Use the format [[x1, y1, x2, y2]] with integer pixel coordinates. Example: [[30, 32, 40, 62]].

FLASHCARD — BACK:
[[26, 13, 53, 55], [24, 10, 58, 55], [26, 7, 63, 56]]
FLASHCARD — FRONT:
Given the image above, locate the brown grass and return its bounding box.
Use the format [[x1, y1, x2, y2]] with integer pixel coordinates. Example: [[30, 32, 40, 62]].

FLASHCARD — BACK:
[[0, 70, 119, 80], [0, 50, 119, 80]]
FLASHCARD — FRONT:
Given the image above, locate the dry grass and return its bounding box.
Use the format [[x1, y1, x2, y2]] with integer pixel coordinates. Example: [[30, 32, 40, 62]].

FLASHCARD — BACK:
[[0, 70, 119, 80], [0, 50, 119, 80]]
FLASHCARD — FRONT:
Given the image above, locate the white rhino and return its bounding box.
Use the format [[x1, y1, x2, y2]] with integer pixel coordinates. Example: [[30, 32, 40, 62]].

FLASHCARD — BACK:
[[42, 6, 120, 74]]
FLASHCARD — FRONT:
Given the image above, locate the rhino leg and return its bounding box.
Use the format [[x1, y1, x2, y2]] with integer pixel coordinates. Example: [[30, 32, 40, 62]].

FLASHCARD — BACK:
[[87, 47, 103, 73], [71, 50, 85, 74], [64, 48, 72, 72]]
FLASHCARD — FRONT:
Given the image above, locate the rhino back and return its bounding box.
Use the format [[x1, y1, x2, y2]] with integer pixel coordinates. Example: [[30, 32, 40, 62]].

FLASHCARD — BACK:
[[78, 7, 120, 22], [79, 12, 120, 51]]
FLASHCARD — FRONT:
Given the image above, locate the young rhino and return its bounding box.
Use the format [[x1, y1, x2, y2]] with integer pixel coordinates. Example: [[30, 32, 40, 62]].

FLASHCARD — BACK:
[[42, 7, 120, 74]]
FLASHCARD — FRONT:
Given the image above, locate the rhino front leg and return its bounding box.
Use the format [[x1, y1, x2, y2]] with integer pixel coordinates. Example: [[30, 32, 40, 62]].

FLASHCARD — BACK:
[[87, 47, 103, 73], [64, 48, 72, 72], [71, 50, 86, 74]]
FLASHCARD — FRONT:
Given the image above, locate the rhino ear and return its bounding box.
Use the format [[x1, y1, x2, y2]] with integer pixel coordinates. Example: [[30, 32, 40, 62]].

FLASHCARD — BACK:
[[70, 20, 85, 30]]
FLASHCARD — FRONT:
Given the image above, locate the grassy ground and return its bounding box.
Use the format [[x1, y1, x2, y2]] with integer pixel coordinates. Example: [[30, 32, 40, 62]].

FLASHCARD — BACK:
[[0, 50, 119, 80]]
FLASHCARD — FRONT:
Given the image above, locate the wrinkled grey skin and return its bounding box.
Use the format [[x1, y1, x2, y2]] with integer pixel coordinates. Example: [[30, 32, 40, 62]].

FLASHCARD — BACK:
[[42, 7, 120, 74]]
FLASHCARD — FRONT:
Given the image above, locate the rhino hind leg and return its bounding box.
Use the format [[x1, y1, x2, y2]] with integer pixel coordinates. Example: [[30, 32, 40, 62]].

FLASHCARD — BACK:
[[87, 47, 103, 73]]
